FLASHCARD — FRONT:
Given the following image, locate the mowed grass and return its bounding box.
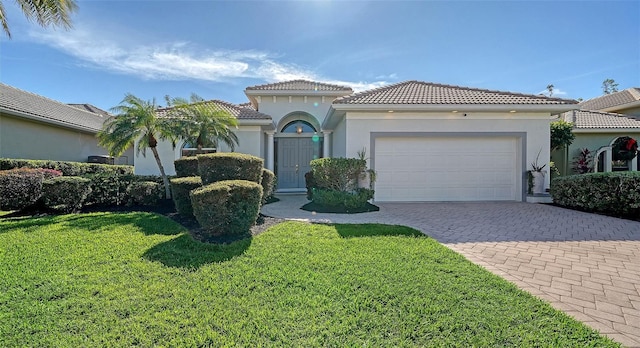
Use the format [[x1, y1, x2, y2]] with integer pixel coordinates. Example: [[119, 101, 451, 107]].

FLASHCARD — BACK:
[[0, 213, 618, 347]]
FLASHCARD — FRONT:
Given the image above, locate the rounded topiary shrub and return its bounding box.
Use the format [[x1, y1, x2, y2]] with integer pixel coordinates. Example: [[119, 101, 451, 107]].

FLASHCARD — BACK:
[[190, 180, 263, 239], [197, 153, 264, 185], [260, 168, 276, 204], [42, 176, 92, 212], [127, 181, 164, 206], [0, 168, 62, 210], [174, 157, 200, 178], [170, 176, 202, 217]]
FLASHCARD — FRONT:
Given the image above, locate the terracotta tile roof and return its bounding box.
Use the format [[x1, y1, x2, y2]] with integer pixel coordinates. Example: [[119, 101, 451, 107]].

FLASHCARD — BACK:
[[157, 99, 271, 120], [246, 80, 353, 92], [567, 110, 640, 129], [333, 80, 579, 105], [579, 88, 640, 111], [67, 103, 111, 117], [0, 83, 107, 132]]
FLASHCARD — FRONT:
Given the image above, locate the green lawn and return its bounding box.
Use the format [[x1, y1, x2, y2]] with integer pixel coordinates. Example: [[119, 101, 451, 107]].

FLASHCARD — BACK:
[[0, 213, 618, 347]]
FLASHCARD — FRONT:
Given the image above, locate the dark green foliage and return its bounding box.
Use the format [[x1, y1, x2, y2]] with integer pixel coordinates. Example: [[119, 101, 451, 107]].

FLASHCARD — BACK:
[[174, 157, 200, 177], [170, 176, 203, 217], [190, 180, 263, 239], [0, 168, 62, 210], [260, 168, 275, 204], [84, 172, 135, 206], [310, 157, 366, 191], [127, 181, 164, 206], [0, 158, 133, 176], [611, 136, 638, 161], [550, 172, 640, 216], [304, 171, 316, 200], [550, 121, 575, 152], [197, 153, 264, 185], [311, 188, 375, 210], [42, 176, 92, 212]]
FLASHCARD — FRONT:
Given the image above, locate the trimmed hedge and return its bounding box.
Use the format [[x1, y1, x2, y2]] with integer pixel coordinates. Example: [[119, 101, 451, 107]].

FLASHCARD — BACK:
[[190, 180, 263, 238], [198, 153, 263, 185], [0, 168, 63, 210], [170, 176, 203, 217], [0, 158, 133, 176], [260, 168, 275, 204], [310, 157, 366, 192], [127, 181, 164, 206], [312, 188, 374, 210], [84, 172, 135, 206], [550, 172, 640, 216], [42, 176, 92, 212], [174, 157, 200, 178]]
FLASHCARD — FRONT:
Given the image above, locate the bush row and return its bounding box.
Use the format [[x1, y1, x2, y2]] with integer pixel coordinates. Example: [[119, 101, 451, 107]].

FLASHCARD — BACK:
[[550, 172, 640, 216], [42, 176, 92, 213], [0, 168, 62, 210], [0, 158, 133, 176]]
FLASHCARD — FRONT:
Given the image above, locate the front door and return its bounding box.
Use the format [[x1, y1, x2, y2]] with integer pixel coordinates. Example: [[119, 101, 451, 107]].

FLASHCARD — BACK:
[[277, 137, 316, 189]]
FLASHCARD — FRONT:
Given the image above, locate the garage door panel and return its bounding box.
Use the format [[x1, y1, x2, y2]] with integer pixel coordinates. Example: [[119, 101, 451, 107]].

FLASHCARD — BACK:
[[375, 137, 518, 202]]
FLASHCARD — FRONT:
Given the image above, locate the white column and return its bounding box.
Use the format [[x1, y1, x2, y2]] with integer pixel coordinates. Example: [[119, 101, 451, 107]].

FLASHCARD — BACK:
[[322, 131, 332, 158], [265, 131, 275, 171]]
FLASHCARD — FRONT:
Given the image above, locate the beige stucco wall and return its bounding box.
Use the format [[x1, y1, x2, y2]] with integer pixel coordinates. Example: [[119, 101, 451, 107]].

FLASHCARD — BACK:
[[0, 113, 133, 164], [553, 131, 640, 175], [254, 96, 334, 130], [331, 116, 347, 158], [334, 111, 551, 188], [134, 126, 264, 175]]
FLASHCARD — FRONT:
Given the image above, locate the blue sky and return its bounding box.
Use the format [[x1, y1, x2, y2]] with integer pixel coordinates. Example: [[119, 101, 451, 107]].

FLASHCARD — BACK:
[[1, 0, 638, 111]]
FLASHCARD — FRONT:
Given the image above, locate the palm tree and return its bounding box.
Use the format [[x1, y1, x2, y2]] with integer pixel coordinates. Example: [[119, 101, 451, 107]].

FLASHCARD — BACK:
[[167, 93, 239, 154], [97, 94, 175, 199], [1, 0, 78, 38]]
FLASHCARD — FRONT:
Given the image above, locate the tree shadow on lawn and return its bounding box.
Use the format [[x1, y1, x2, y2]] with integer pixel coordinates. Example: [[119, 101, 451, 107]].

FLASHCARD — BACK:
[[334, 223, 426, 238], [142, 234, 252, 269]]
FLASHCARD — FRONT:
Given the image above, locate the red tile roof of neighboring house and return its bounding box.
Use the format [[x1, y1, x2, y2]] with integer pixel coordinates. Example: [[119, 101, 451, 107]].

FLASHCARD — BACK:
[[0, 83, 108, 132], [157, 99, 271, 120], [579, 88, 640, 111], [567, 110, 640, 129], [333, 80, 579, 105], [246, 80, 353, 92]]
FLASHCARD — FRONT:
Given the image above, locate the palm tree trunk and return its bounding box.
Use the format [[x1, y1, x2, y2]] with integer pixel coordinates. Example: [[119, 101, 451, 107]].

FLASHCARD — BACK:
[[150, 146, 171, 199]]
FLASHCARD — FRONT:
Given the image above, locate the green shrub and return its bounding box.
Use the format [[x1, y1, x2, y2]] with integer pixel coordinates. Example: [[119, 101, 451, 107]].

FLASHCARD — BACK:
[[197, 153, 264, 185], [174, 157, 200, 178], [310, 157, 366, 192], [84, 172, 135, 206], [260, 168, 276, 204], [190, 180, 263, 239], [312, 188, 374, 210], [550, 172, 640, 215], [0, 168, 63, 210], [0, 158, 133, 176], [127, 181, 164, 206], [170, 176, 203, 217], [42, 176, 92, 212]]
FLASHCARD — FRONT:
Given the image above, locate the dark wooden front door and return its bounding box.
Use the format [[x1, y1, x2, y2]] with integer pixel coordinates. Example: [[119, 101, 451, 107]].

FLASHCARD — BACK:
[[277, 138, 315, 189]]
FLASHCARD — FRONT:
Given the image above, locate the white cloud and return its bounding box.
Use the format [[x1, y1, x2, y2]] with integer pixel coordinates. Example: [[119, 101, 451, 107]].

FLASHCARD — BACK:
[[28, 26, 391, 92]]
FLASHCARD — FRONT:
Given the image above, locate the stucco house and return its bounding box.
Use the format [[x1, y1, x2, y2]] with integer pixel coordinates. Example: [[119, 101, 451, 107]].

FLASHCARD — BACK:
[[552, 88, 640, 175], [0, 83, 132, 164], [136, 80, 578, 202]]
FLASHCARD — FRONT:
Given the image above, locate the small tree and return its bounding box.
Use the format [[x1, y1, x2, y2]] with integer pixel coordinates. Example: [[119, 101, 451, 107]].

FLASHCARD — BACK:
[[602, 79, 619, 95], [98, 94, 176, 199], [546, 84, 555, 97], [550, 120, 575, 152]]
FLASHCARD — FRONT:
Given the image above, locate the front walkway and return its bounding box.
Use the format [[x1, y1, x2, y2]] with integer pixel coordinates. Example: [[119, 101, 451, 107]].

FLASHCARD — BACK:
[[262, 195, 640, 347]]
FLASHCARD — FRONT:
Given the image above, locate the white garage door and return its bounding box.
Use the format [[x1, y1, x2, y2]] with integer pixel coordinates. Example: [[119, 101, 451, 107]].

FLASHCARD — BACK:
[[374, 137, 519, 202]]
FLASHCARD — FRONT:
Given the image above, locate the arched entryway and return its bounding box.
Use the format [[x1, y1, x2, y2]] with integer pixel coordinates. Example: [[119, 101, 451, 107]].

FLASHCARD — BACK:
[[275, 113, 323, 190]]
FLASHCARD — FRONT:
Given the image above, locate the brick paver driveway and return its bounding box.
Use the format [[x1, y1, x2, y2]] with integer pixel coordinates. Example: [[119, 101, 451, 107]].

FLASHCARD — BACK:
[[262, 196, 640, 347]]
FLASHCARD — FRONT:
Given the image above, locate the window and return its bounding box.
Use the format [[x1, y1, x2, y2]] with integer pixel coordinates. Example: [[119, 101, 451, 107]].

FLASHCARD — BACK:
[[281, 120, 316, 134]]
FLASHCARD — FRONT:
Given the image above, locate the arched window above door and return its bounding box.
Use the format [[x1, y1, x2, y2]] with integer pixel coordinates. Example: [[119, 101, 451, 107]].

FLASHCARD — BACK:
[[281, 120, 316, 134]]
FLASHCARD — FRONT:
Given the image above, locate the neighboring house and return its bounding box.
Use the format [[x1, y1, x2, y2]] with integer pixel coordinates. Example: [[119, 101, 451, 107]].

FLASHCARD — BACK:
[[552, 88, 640, 175], [138, 80, 577, 202], [0, 83, 132, 164], [67, 103, 111, 117]]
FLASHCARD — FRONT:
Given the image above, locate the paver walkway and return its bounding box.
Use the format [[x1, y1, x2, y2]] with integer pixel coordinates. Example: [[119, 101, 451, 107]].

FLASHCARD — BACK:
[[262, 195, 640, 347]]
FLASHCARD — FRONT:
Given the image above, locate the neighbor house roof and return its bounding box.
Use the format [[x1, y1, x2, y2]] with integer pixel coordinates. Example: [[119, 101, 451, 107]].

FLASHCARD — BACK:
[[0, 83, 108, 133], [333, 81, 579, 106], [566, 110, 640, 129], [157, 99, 271, 120], [246, 80, 353, 92], [68, 103, 111, 117], [579, 88, 640, 111]]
